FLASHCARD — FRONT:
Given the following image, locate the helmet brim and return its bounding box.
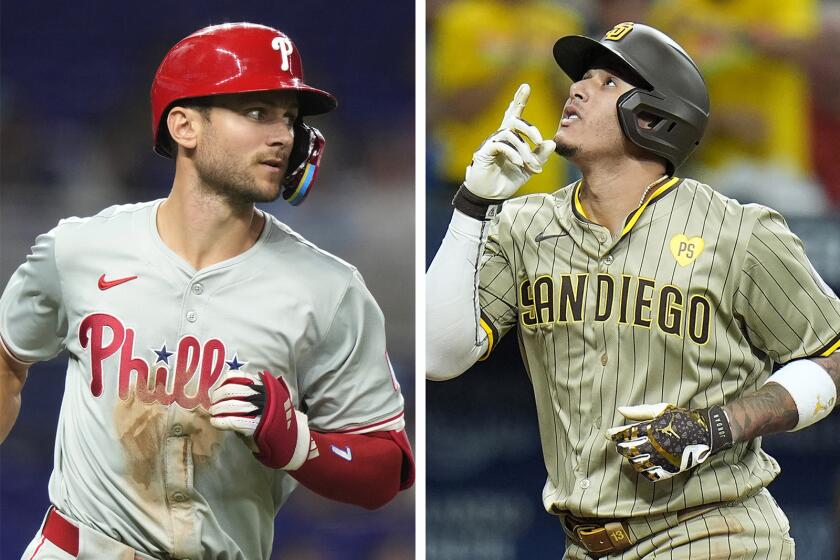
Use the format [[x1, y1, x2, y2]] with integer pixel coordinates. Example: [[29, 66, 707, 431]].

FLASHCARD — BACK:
[[295, 87, 338, 116], [553, 35, 651, 89], [207, 81, 338, 116], [152, 83, 337, 158]]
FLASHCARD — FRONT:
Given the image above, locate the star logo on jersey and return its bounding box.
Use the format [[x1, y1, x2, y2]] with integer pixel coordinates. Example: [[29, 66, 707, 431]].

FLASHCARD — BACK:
[[669, 234, 705, 267], [152, 344, 173, 365], [98, 274, 138, 290], [226, 355, 247, 371]]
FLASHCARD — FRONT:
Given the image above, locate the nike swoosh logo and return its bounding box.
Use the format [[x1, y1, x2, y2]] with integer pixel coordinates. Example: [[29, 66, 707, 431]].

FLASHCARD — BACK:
[[534, 232, 569, 243], [98, 274, 139, 290], [330, 444, 352, 461]]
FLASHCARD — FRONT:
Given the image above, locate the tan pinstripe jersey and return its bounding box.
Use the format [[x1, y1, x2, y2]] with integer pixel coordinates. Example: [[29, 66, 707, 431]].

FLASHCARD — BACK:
[[478, 177, 840, 519]]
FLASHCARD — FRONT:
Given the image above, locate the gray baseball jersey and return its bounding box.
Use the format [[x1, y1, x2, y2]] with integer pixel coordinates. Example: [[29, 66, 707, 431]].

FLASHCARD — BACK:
[[477, 177, 840, 518], [0, 200, 405, 559]]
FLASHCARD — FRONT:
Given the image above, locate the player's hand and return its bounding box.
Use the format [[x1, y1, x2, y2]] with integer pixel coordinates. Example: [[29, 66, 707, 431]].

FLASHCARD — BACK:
[[607, 403, 733, 482], [209, 370, 312, 470], [463, 84, 556, 200]]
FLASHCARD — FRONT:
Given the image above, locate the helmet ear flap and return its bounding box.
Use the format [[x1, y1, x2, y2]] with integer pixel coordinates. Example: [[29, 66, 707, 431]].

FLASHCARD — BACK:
[[281, 121, 326, 206], [617, 88, 705, 175]]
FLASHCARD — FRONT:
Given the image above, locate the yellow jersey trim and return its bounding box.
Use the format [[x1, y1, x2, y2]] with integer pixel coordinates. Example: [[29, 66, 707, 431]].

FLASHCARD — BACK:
[[573, 180, 587, 219], [820, 336, 840, 357], [478, 318, 494, 361], [620, 177, 680, 238], [572, 177, 680, 238]]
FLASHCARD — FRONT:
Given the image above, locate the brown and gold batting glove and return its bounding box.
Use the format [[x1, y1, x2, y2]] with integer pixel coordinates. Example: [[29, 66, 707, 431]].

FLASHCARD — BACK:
[[607, 403, 733, 482]]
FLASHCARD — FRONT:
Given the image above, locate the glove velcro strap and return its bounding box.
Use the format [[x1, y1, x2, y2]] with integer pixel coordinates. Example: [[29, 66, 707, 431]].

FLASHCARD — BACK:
[[452, 184, 503, 221], [283, 409, 312, 471], [706, 405, 733, 453]]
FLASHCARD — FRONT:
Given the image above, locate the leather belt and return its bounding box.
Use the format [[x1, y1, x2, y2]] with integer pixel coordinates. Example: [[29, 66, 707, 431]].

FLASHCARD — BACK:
[[42, 506, 80, 556], [38, 507, 165, 560], [560, 500, 732, 558], [561, 512, 632, 558]]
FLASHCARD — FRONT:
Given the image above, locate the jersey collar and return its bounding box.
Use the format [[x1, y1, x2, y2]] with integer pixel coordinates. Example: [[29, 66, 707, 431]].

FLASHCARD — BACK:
[[572, 176, 682, 239], [149, 200, 273, 276]]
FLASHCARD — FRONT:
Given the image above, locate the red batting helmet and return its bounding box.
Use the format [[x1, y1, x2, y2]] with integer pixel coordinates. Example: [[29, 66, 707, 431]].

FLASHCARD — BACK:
[[151, 22, 337, 205]]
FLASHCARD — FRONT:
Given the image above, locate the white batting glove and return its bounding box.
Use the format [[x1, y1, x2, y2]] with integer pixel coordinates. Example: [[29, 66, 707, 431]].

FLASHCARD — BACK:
[[463, 84, 556, 200]]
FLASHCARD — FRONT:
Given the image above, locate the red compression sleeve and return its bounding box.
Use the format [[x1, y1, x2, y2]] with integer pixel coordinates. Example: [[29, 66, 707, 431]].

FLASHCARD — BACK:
[[291, 429, 415, 510]]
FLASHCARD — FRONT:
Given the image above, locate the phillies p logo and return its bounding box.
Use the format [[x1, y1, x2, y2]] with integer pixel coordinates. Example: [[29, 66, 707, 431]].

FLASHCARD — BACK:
[[272, 37, 294, 71]]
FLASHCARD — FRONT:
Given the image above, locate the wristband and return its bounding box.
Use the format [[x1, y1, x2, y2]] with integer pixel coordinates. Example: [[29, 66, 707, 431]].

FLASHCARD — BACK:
[[705, 405, 733, 452], [763, 359, 837, 431], [283, 410, 312, 470], [452, 184, 502, 221]]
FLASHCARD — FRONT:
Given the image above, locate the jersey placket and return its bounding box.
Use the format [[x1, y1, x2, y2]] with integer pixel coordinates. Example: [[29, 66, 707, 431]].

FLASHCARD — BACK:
[[559, 202, 613, 496], [561, 179, 679, 505], [162, 274, 211, 559]]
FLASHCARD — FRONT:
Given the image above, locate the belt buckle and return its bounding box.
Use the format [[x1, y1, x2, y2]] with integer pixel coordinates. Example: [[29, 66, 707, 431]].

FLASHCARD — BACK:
[[575, 521, 633, 556], [575, 525, 615, 554]]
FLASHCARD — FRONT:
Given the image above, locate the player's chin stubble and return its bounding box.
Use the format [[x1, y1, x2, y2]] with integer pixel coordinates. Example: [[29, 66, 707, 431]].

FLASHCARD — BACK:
[[554, 140, 579, 158], [194, 146, 282, 208]]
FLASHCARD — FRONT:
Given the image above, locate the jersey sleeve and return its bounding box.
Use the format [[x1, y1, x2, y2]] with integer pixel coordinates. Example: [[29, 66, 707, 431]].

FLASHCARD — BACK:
[[477, 215, 519, 357], [298, 270, 405, 434], [0, 225, 68, 363], [734, 207, 840, 362]]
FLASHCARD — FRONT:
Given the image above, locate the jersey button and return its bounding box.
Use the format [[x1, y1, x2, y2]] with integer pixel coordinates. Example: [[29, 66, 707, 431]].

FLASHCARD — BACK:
[[171, 424, 183, 436], [603, 254, 614, 266], [186, 311, 197, 322], [579, 479, 591, 489], [600, 354, 608, 366], [192, 283, 204, 295], [171, 492, 186, 503]]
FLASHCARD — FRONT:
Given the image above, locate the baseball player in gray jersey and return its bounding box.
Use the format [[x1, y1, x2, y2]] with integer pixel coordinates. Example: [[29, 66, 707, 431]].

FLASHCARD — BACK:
[[427, 22, 840, 559], [0, 23, 413, 560]]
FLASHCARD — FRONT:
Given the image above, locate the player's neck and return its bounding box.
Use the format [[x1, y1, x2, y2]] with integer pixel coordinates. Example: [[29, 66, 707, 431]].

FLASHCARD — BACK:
[[157, 183, 265, 271], [577, 159, 667, 237]]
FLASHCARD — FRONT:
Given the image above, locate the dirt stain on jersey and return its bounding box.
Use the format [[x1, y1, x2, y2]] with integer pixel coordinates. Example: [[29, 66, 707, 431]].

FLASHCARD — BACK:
[[186, 407, 224, 467], [114, 392, 225, 491], [114, 392, 167, 489]]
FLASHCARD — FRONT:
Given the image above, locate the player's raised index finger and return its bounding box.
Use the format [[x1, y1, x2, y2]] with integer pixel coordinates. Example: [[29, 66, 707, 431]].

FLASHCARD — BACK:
[[504, 83, 531, 121]]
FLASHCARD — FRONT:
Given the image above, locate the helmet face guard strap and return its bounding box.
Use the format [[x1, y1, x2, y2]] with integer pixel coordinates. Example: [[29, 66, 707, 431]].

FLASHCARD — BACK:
[[151, 22, 337, 206]]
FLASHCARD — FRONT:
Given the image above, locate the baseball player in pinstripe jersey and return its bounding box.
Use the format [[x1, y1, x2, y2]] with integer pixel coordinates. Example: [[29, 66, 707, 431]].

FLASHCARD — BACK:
[[427, 22, 840, 559], [0, 23, 413, 559]]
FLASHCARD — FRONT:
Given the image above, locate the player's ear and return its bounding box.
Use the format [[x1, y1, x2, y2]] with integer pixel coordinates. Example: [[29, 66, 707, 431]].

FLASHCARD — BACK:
[[166, 106, 203, 153]]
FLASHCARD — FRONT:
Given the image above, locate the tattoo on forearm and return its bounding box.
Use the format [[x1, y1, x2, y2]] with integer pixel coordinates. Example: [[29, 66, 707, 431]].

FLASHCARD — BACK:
[[724, 383, 798, 443], [813, 353, 840, 389], [724, 353, 840, 443]]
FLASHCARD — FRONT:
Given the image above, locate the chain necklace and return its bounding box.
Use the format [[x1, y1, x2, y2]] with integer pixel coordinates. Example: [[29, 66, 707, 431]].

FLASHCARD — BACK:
[[638, 175, 668, 207]]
